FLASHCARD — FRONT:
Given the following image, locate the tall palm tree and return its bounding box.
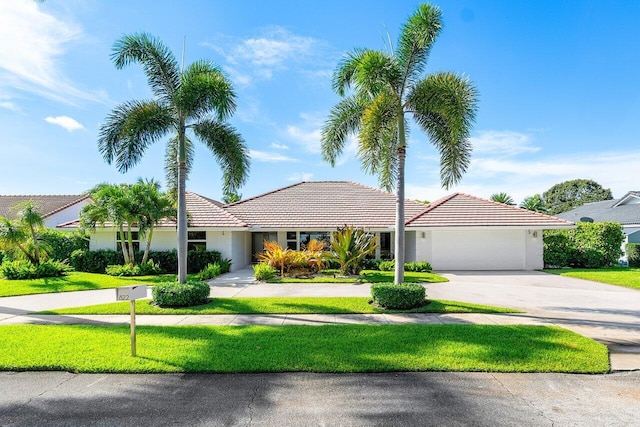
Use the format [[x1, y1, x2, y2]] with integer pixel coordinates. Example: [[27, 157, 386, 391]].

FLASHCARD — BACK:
[[14, 201, 46, 265], [98, 33, 250, 283], [490, 192, 515, 206], [0, 217, 36, 264], [321, 3, 478, 284], [132, 179, 176, 264]]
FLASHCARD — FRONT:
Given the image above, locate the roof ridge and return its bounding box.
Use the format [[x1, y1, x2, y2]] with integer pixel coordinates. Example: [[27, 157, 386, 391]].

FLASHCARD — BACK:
[[225, 181, 306, 206], [187, 191, 248, 227], [405, 193, 459, 225]]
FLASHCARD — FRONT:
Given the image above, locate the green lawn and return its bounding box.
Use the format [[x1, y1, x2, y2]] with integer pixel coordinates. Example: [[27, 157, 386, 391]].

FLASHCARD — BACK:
[[0, 272, 180, 298], [37, 297, 519, 315], [543, 267, 640, 290], [267, 270, 448, 284], [0, 324, 608, 373]]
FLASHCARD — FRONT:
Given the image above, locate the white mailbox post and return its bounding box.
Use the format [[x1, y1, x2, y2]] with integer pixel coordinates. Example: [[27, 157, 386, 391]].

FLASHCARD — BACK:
[[115, 285, 148, 356]]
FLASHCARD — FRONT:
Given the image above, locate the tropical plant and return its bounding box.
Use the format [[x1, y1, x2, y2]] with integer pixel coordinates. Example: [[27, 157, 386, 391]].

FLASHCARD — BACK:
[[304, 238, 327, 273], [0, 202, 51, 266], [253, 262, 277, 281], [542, 179, 613, 215], [520, 194, 546, 213], [98, 32, 250, 283], [257, 241, 294, 277], [222, 191, 241, 204], [328, 225, 378, 276], [490, 192, 515, 206], [321, 3, 478, 284]]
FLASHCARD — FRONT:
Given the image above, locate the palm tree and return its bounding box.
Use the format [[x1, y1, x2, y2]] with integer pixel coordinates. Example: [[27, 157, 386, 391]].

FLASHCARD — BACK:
[[14, 201, 46, 265], [98, 33, 250, 283], [321, 3, 478, 284], [132, 179, 176, 264], [490, 192, 515, 206], [520, 194, 546, 213], [0, 217, 36, 264]]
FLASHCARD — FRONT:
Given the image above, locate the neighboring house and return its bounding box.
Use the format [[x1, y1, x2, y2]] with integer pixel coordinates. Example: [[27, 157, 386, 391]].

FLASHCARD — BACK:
[[556, 191, 640, 261], [11, 181, 574, 271], [0, 195, 91, 228]]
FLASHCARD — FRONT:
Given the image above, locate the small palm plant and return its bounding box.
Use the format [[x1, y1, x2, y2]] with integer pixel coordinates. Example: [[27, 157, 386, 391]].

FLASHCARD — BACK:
[[490, 192, 515, 206], [328, 226, 378, 276]]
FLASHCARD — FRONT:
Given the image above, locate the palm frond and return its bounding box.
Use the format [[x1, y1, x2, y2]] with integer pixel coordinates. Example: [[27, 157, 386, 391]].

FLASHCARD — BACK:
[[408, 72, 479, 189], [98, 100, 174, 173], [332, 48, 367, 96], [396, 3, 443, 91], [320, 95, 366, 166], [353, 50, 402, 98], [111, 32, 180, 103], [192, 120, 250, 193], [164, 135, 194, 199], [180, 60, 236, 122]]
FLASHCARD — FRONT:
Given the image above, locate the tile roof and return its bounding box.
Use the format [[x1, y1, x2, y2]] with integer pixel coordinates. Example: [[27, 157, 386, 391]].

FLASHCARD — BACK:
[[406, 193, 574, 228], [0, 195, 89, 220], [556, 192, 640, 226], [225, 181, 428, 229], [156, 192, 247, 228]]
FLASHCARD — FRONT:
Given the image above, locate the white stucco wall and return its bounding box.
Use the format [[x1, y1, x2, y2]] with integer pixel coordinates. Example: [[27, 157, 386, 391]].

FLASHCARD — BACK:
[[46, 199, 91, 228], [405, 231, 416, 263], [422, 229, 541, 271], [89, 229, 116, 251], [414, 230, 433, 262], [230, 231, 250, 271]]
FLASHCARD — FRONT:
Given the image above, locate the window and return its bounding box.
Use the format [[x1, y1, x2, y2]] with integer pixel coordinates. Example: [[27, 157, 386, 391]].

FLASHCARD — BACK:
[[380, 232, 392, 259], [188, 231, 207, 251], [286, 231, 297, 250], [299, 231, 330, 250], [116, 231, 140, 252]]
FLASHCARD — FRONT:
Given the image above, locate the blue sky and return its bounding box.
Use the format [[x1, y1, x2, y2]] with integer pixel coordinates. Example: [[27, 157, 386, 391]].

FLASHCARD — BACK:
[[1, 0, 639, 204]]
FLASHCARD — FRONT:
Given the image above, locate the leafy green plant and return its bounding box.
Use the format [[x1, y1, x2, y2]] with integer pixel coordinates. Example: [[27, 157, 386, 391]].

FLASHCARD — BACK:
[[0, 259, 71, 280], [152, 280, 211, 307], [253, 262, 277, 281], [378, 260, 395, 271], [405, 261, 432, 272], [544, 222, 624, 268], [198, 262, 222, 280], [627, 243, 640, 268], [39, 230, 89, 262], [105, 260, 161, 277], [371, 283, 426, 309], [327, 226, 378, 275]]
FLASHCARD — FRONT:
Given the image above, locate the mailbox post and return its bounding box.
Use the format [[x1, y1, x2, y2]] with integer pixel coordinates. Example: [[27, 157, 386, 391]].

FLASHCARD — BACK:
[[115, 285, 148, 356]]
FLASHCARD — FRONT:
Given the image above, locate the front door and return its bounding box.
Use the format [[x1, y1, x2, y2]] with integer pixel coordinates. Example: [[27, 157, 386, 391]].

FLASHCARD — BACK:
[[251, 232, 278, 262]]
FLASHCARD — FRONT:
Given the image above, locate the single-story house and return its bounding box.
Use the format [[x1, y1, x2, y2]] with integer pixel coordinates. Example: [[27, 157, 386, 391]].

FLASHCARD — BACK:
[[0, 194, 91, 228], [49, 181, 572, 271], [556, 191, 640, 261]]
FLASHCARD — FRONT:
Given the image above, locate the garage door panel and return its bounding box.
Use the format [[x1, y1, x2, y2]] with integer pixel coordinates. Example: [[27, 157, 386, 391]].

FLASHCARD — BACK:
[[431, 230, 525, 270]]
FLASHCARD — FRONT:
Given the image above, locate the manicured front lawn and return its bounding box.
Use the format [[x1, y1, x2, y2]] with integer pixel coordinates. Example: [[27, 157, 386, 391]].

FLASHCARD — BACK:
[[543, 267, 640, 290], [37, 297, 519, 315], [0, 324, 608, 373], [0, 272, 179, 298], [267, 270, 448, 284]]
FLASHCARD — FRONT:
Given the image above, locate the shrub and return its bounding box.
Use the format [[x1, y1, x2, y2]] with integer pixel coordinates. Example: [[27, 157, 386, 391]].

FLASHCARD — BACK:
[[253, 262, 277, 281], [370, 283, 426, 309], [327, 225, 378, 275], [0, 260, 71, 280], [198, 262, 222, 280], [70, 249, 123, 273], [187, 250, 222, 274], [378, 260, 395, 271], [105, 261, 161, 277], [405, 261, 432, 272], [543, 222, 624, 268], [360, 258, 382, 271], [218, 258, 231, 274], [39, 230, 89, 262], [152, 280, 211, 307], [627, 243, 640, 268]]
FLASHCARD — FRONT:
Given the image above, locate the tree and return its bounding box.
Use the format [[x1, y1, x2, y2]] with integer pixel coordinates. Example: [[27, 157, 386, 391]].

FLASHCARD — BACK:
[[98, 33, 250, 283], [321, 3, 478, 284], [490, 192, 515, 206], [222, 191, 241, 204], [132, 179, 176, 264], [520, 194, 546, 213], [0, 202, 49, 265], [543, 179, 613, 215]]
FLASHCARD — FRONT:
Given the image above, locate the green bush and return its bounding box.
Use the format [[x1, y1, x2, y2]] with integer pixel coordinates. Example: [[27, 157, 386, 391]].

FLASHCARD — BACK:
[[377, 260, 432, 272], [187, 250, 222, 274], [105, 261, 161, 277], [544, 222, 624, 268], [0, 260, 71, 280], [70, 249, 123, 273], [253, 262, 277, 281], [39, 230, 89, 262], [627, 243, 640, 268], [198, 262, 222, 280], [371, 283, 426, 309], [360, 258, 382, 270], [152, 280, 211, 307], [378, 260, 395, 271]]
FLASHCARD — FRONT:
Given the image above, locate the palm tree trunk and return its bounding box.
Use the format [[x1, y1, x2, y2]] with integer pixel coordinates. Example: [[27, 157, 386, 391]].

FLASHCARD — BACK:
[[142, 227, 153, 264], [29, 225, 40, 265], [177, 124, 188, 284], [126, 225, 135, 266], [394, 115, 407, 285], [118, 227, 130, 265]]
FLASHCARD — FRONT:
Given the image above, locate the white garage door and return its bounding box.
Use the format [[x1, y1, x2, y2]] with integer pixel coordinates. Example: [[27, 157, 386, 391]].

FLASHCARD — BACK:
[[430, 230, 526, 270]]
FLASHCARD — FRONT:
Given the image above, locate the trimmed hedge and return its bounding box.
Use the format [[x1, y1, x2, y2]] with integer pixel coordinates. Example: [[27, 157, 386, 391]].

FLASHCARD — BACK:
[[370, 283, 426, 309], [152, 280, 211, 307], [544, 222, 624, 268], [39, 230, 89, 262], [627, 243, 640, 268], [0, 260, 72, 280], [377, 260, 433, 273], [70, 249, 223, 274]]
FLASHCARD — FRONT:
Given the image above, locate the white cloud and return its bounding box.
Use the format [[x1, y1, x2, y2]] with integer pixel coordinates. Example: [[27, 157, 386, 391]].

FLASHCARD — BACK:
[[469, 130, 541, 157], [45, 115, 84, 131], [0, 101, 20, 112], [0, 2, 103, 104], [286, 125, 322, 153], [270, 143, 289, 150], [249, 149, 298, 163], [288, 172, 314, 182]]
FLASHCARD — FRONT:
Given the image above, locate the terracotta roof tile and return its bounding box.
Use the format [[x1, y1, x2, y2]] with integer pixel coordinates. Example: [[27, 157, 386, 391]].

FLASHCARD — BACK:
[[225, 181, 427, 228], [156, 192, 247, 228], [0, 195, 89, 220], [406, 193, 574, 228]]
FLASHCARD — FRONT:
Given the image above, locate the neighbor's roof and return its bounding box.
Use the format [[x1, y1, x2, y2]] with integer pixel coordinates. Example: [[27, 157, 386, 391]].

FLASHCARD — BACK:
[[0, 195, 89, 220], [406, 193, 574, 228], [225, 181, 428, 229], [556, 191, 640, 226]]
